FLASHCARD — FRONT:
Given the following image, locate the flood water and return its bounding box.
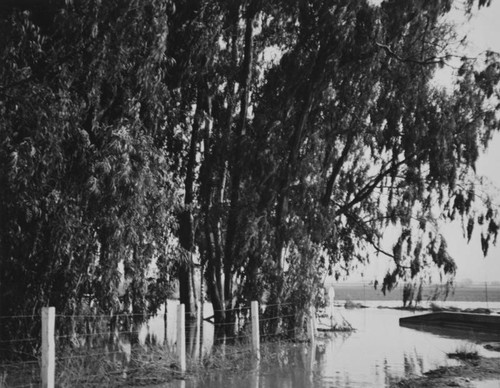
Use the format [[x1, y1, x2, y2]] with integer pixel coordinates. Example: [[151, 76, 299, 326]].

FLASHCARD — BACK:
[[154, 303, 500, 388]]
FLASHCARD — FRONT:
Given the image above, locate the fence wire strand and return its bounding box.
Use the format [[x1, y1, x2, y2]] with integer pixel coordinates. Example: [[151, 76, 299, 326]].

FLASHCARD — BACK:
[[56, 329, 145, 340], [1, 301, 313, 387], [258, 313, 296, 323], [261, 302, 294, 309], [211, 305, 251, 314], [0, 360, 39, 369], [0, 337, 39, 344], [56, 350, 134, 362], [0, 315, 40, 320], [55, 312, 157, 320]]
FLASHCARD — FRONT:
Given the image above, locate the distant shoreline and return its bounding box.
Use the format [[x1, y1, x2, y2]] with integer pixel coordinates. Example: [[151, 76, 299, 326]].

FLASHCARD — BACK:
[[328, 283, 500, 303]]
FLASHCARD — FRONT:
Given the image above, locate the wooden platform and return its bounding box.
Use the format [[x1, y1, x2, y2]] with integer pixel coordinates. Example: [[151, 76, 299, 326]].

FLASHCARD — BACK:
[[400, 312, 500, 333]]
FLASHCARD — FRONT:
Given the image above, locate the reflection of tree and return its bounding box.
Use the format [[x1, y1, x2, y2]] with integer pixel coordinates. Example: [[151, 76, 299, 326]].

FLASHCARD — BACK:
[[331, 331, 354, 348], [384, 368, 406, 387], [380, 350, 426, 386], [403, 350, 425, 376], [186, 317, 201, 361], [404, 354, 412, 375]]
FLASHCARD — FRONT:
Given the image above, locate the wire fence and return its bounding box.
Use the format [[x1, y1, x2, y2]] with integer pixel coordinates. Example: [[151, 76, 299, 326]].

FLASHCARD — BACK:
[[0, 301, 312, 388], [0, 315, 41, 388]]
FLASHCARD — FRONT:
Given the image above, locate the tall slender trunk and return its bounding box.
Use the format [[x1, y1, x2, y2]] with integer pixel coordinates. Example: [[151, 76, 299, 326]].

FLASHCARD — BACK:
[[273, 37, 331, 277], [223, 4, 256, 335], [178, 91, 204, 318], [197, 84, 227, 337], [274, 87, 314, 268], [270, 42, 330, 334]]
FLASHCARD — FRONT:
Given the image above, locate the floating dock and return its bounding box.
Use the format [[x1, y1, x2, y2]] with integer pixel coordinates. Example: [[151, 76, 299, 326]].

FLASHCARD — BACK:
[[400, 312, 500, 333]]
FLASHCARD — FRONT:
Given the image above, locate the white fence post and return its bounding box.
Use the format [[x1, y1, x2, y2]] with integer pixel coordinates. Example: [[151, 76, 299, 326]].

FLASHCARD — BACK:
[[177, 303, 186, 373], [328, 286, 335, 327], [308, 306, 316, 344], [251, 301, 260, 360], [41, 307, 55, 388]]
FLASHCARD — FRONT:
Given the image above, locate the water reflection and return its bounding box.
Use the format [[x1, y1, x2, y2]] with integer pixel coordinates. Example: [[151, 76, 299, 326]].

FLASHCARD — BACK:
[[129, 304, 500, 388], [314, 308, 466, 387]]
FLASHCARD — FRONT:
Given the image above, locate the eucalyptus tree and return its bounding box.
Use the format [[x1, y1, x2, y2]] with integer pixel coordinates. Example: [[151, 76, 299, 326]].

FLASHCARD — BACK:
[[3, 0, 497, 349], [0, 0, 178, 353], [164, 0, 235, 319], [184, 0, 500, 332], [163, 0, 267, 327], [247, 0, 500, 313]]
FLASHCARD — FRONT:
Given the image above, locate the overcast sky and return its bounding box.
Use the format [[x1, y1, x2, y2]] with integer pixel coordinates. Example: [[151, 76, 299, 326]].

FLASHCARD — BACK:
[[340, 1, 500, 284], [443, 1, 500, 282]]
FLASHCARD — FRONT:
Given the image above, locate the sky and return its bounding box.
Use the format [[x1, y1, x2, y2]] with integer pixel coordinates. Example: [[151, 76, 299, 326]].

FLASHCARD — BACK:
[[342, 1, 500, 284], [432, 1, 500, 283]]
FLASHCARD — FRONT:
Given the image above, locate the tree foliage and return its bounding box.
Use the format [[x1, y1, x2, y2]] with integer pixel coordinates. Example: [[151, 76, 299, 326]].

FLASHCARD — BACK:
[[1, 0, 499, 348], [176, 0, 500, 320], [0, 0, 179, 352]]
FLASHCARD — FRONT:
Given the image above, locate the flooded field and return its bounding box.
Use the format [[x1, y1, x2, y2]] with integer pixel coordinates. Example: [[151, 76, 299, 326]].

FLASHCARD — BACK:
[[331, 283, 500, 304], [156, 303, 500, 388], [5, 291, 497, 387]]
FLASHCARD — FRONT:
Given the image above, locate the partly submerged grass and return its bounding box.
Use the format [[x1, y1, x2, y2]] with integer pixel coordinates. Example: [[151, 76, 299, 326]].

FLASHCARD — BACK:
[[447, 343, 480, 362], [1, 338, 308, 387], [0, 360, 40, 387], [55, 344, 179, 387], [56, 341, 300, 386], [188, 339, 310, 386], [392, 356, 500, 387], [192, 344, 256, 374]]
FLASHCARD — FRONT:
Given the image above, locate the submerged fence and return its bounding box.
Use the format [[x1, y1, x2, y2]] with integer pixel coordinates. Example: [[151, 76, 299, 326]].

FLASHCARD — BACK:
[[0, 302, 316, 388]]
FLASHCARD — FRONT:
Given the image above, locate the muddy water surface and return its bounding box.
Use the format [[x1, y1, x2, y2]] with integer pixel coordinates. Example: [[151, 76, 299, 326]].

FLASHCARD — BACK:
[[155, 305, 500, 388]]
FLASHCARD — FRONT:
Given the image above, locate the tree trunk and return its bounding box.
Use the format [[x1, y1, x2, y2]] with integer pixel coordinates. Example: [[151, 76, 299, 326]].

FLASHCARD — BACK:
[[223, 2, 257, 336], [178, 91, 204, 318]]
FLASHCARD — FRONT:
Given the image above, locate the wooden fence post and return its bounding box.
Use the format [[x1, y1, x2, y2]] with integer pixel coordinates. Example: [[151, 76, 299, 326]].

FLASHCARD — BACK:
[[251, 301, 260, 360], [41, 307, 55, 388], [177, 303, 186, 373]]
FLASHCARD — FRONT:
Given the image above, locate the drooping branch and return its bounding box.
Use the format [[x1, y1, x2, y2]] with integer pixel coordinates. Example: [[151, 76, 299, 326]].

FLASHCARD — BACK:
[[337, 155, 414, 216], [343, 210, 396, 261], [321, 130, 356, 207], [376, 42, 445, 66]]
